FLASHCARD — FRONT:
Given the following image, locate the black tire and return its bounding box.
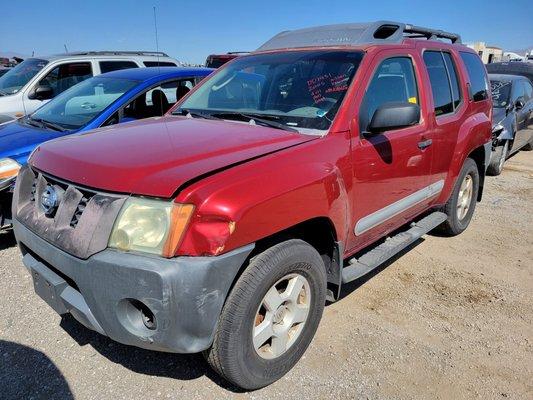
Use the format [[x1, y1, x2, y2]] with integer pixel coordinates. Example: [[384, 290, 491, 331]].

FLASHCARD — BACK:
[[204, 239, 327, 390], [438, 158, 479, 236], [487, 140, 509, 176]]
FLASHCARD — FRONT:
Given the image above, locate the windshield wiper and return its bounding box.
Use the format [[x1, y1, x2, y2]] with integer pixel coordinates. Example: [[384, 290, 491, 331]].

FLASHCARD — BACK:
[[173, 109, 221, 120], [31, 117, 66, 132], [211, 111, 298, 133]]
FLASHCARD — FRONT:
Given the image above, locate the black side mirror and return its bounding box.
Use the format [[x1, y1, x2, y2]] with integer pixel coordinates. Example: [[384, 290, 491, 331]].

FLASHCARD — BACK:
[[367, 102, 420, 134], [515, 97, 525, 110], [29, 85, 54, 100]]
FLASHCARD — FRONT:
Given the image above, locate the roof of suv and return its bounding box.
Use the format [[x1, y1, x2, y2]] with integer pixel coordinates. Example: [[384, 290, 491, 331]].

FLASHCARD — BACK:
[[32, 51, 180, 64], [97, 66, 213, 81], [257, 21, 462, 51]]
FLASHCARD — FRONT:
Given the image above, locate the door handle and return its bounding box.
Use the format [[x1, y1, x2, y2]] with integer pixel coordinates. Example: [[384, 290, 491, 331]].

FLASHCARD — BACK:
[[418, 139, 432, 150]]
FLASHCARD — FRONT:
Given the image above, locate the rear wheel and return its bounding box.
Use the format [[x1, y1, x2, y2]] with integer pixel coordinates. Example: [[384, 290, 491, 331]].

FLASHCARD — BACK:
[[204, 239, 327, 390], [487, 140, 509, 176], [438, 158, 479, 236]]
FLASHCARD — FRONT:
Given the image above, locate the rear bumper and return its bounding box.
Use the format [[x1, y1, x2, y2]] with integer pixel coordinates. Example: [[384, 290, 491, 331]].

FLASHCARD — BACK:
[[14, 220, 254, 353]]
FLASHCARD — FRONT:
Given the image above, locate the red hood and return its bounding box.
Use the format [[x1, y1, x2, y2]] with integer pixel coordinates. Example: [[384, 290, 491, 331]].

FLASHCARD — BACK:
[[30, 116, 316, 198]]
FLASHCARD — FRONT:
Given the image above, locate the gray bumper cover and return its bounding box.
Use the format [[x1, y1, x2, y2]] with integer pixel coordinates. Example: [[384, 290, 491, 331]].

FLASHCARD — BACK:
[[14, 220, 254, 353]]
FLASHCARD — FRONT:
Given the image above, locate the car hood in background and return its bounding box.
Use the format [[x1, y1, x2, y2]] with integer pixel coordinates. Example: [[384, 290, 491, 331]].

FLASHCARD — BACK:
[[30, 116, 318, 198], [0, 121, 66, 164]]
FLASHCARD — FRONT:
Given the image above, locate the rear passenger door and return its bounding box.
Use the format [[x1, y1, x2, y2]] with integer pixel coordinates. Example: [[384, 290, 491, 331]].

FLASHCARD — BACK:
[[421, 49, 466, 188], [350, 51, 434, 250]]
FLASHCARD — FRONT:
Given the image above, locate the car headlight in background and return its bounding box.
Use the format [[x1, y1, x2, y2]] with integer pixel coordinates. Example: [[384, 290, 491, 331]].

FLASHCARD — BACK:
[[108, 197, 194, 257], [492, 123, 505, 134], [0, 158, 21, 182]]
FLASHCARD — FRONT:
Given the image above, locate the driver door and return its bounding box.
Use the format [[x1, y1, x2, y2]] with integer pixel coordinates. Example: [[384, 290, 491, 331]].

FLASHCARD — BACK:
[[347, 51, 434, 252]]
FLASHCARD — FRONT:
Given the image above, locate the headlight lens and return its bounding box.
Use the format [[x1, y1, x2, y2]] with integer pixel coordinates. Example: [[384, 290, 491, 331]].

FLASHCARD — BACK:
[[108, 197, 194, 257], [492, 123, 505, 134], [0, 158, 21, 181]]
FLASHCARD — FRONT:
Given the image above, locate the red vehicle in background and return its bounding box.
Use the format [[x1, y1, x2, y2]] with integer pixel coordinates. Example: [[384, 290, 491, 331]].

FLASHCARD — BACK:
[[12, 21, 492, 389], [205, 51, 249, 68]]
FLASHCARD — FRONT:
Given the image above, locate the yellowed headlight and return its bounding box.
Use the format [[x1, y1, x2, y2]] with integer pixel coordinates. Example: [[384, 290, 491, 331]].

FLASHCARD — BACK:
[[108, 197, 194, 257]]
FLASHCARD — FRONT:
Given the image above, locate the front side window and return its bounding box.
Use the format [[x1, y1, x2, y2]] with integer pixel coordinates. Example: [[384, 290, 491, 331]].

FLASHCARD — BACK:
[[0, 58, 48, 95], [359, 56, 419, 132], [39, 62, 93, 97], [29, 76, 138, 130], [176, 50, 364, 133], [459, 52, 489, 102], [100, 61, 138, 73], [490, 80, 512, 108]]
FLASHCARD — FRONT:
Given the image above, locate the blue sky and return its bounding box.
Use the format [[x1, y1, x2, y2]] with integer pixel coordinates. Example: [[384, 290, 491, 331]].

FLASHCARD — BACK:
[[1, 0, 532, 64]]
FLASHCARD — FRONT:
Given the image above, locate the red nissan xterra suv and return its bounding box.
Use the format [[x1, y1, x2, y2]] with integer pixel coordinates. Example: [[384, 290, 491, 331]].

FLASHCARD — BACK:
[[12, 22, 492, 389]]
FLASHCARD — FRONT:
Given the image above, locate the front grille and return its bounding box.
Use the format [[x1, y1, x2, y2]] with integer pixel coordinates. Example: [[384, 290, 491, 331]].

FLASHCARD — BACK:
[[70, 194, 92, 228], [13, 166, 127, 259]]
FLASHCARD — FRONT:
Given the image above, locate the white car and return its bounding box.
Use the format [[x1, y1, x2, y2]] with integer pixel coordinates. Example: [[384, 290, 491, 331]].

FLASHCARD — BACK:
[[0, 51, 180, 121]]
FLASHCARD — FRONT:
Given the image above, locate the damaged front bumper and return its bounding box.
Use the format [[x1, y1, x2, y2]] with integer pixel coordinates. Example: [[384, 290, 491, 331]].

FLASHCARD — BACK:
[[14, 220, 254, 353]]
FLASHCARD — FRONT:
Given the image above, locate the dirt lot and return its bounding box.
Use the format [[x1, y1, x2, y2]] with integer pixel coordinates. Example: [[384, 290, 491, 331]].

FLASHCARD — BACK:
[[1, 151, 532, 400]]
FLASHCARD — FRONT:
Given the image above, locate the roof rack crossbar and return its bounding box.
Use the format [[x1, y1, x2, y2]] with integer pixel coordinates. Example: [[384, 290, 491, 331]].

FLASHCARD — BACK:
[[403, 24, 462, 44], [65, 51, 170, 57]]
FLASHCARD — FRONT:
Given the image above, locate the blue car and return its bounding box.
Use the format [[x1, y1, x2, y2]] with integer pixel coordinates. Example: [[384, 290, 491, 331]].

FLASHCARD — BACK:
[[0, 66, 213, 227]]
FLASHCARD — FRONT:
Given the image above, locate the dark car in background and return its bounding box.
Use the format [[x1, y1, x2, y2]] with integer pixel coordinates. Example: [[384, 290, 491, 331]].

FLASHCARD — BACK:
[[205, 52, 248, 68], [488, 74, 533, 175], [486, 62, 533, 83]]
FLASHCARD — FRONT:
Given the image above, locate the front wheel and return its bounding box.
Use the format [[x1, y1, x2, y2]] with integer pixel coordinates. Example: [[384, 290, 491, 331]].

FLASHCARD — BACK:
[[204, 239, 327, 390], [438, 158, 479, 236], [487, 140, 509, 176]]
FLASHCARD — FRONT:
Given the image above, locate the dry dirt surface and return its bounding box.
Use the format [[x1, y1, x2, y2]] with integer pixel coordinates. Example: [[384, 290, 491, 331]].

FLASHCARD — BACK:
[[0, 151, 532, 400]]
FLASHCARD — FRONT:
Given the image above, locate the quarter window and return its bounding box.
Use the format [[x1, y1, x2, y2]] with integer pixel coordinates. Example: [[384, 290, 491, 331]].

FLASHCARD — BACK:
[[459, 52, 489, 102], [359, 57, 419, 132]]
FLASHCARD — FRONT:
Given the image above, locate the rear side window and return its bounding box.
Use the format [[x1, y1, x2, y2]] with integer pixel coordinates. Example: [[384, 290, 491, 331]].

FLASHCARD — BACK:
[[423, 51, 462, 116], [442, 53, 461, 109], [359, 56, 419, 132], [459, 52, 489, 101], [99, 61, 139, 73], [423, 51, 453, 115], [143, 61, 178, 67]]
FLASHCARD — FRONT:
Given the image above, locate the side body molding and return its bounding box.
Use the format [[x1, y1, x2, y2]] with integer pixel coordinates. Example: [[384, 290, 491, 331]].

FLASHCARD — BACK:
[[354, 179, 445, 235]]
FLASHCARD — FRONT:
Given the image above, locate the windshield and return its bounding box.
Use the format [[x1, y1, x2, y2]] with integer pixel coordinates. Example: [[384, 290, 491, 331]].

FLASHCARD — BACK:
[[29, 76, 139, 130], [176, 50, 364, 133], [490, 80, 512, 108], [0, 58, 48, 95]]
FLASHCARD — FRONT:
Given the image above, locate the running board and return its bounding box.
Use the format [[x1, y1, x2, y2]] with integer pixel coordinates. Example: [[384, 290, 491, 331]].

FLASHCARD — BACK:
[[342, 211, 447, 284]]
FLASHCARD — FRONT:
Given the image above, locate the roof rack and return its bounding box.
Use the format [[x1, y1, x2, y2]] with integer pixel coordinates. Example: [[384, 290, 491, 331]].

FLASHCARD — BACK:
[[63, 51, 170, 57], [257, 21, 462, 51]]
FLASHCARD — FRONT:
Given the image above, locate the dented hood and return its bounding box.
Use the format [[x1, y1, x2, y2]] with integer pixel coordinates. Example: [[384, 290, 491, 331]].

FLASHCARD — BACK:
[[30, 116, 316, 198]]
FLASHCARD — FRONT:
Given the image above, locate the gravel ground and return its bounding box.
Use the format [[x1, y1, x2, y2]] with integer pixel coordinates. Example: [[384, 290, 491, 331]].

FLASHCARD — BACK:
[[1, 151, 532, 400]]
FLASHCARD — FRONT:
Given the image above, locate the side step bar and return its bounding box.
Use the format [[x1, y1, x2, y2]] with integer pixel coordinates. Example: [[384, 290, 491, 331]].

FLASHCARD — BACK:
[[342, 211, 447, 284]]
